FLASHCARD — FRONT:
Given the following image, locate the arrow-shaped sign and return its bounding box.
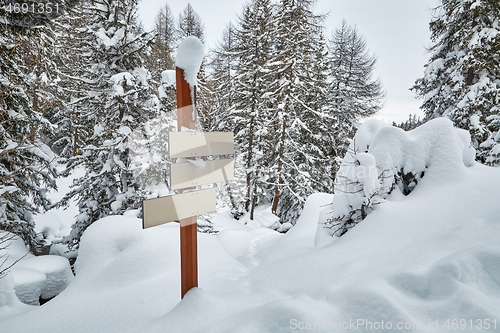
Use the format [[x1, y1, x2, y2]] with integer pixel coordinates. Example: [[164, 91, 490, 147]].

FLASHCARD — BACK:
[[142, 188, 216, 229], [169, 132, 234, 158], [170, 158, 234, 190]]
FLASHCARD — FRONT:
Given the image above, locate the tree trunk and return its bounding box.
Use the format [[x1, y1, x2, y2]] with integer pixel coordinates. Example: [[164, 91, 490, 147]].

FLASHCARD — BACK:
[[250, 190, 257, 220], [73, 128, 79, 156], [245, 115, 255, 213], [271, 116, 286, 215], [467, 12, 479, 86]]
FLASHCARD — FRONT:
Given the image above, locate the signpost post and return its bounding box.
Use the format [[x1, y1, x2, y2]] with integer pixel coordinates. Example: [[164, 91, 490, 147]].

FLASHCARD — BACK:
[[176, 66, 198, 298], [142, 38, 234, 299]]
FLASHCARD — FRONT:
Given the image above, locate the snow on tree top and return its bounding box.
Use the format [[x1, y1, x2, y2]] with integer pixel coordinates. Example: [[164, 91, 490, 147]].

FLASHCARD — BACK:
[[175, 36, 205, 87]]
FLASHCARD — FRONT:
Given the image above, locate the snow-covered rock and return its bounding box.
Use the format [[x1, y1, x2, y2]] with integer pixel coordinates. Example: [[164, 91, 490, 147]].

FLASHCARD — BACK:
[[14, 256, 73, 301], [10, 268, 46, 305]]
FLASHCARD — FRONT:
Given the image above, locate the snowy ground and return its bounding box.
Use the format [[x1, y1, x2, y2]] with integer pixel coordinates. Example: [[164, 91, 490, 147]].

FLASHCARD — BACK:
[[1, 149, 500, 332]]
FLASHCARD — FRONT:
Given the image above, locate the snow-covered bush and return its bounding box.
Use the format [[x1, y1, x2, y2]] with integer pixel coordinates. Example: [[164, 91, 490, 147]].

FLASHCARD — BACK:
[[320, 118, 476, 237], [1, 233, 15, 279], [324, 146, 391, 236]]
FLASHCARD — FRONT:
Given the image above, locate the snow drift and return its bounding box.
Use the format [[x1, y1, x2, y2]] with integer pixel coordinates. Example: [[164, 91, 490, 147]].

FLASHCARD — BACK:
[[317, 118, 477, 239], [1, 120, 500, 333]]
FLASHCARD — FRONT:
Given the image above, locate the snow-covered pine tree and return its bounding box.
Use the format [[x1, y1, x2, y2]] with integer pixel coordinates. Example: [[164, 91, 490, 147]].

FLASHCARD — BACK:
[[61, 0, 157, 250], [327, 20, 384, 150], [16, 25, 64, 146], [205, 23, 238, 132], [325, 145, 386, 237], [203, 23, 247, 217], [393, 114, 423, 131], [129, 109, 175, 190], [46, 3, 97, 157], [267, 0, 331, 224], [229, 0, 276, 220], [412, 0, 500, 165], [295, 29, 337, 197], [0, 22, 58, 250]]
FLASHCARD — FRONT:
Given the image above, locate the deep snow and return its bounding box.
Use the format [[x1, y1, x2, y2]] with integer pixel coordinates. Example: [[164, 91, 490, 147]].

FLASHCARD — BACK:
[[1, 125, 500, 332]]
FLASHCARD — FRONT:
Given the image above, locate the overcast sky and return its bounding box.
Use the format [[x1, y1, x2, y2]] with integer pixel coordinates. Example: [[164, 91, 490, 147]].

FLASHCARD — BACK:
[[138, 0, 440, 123]]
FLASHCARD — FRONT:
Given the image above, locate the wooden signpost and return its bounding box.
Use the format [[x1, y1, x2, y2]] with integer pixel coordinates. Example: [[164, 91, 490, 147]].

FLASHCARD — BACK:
[[142, 64, 234, 298]]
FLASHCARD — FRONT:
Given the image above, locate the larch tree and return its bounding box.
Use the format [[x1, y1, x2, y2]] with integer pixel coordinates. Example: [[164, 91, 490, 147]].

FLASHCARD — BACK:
[[147, 4, 177, 121], [327, 20, 384, 149], [203, 23, 247, 217], [176, 3, 205, 44], [268, 0, 331, 223], [412, 0, 500, 165], [205, 1, 383, 227], [147, 3, 176, 82], [205, 23, 238, 132], [230, 0, 276, 220]]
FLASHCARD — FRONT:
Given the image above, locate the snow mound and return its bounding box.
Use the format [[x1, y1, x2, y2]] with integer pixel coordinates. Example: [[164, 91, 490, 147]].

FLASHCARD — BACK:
[[319, 118, 477, 238], [175, 36, 205, 86], [393, 246, 500, 302], [9, 268, 46, 305], [352, 117, 475, 190], [15, 256, 74, 300], [239, 204, 280, 229], [75, 215, 246, 292], [1, 233, 73, 308], [260, 193, 333, 262], [1, 160, 500, 333]]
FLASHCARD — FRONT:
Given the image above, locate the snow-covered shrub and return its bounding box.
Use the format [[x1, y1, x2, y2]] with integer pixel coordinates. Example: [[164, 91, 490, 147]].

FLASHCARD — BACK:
[[319, 118, 476, 237], [0, 232, 14, 279], [324, 146, 391, 236], [0, 232, 27, 280]]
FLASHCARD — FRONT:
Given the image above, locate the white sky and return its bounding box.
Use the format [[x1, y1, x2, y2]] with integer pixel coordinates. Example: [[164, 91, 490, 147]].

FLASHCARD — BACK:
[[138, 0, 440, 123]]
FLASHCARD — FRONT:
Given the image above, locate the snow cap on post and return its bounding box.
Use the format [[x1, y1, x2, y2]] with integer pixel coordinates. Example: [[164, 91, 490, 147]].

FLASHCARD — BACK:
[[175, 36, 205, 87]]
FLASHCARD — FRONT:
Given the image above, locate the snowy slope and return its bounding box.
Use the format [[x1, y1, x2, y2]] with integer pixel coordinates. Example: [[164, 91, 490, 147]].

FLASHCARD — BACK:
[[1, 160, 499, 332], [0, 126, 500, 333]]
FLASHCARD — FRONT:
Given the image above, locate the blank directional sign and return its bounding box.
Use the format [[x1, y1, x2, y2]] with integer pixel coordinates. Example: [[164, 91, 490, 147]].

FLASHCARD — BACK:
[[142, 188, 216, 229], [170, 159, 234, 190], [169, 132, 234, 158]]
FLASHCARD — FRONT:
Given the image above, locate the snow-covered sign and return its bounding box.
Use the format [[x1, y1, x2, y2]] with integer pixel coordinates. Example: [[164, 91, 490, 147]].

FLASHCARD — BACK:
[[169, 132, 234, 158], [142, 36, 234, 298], [170, 159, 234, 190], [142, 189, 216, 229]]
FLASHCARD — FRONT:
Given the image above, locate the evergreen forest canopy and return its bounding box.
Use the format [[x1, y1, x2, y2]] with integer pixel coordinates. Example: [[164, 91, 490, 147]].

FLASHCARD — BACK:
[[0, 0, 498, 251]]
